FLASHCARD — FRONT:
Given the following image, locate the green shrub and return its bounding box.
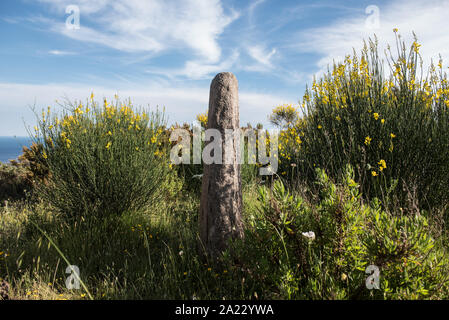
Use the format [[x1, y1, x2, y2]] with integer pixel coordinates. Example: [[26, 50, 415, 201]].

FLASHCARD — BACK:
[[0, 163, 31, 202], [0, 142, 51, 203], [286, 33, 449, 209], [239, 166, 449, 299], [14, 142, 50, 185], [32, 96, 170, 221]]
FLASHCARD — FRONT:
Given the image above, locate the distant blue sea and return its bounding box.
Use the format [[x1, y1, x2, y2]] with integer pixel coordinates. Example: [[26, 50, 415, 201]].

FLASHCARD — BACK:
[[0, 137, 33, 163]]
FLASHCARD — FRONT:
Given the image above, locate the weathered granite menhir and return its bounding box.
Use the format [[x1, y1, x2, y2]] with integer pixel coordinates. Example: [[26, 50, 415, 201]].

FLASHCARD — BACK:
[[199, 72, 244, 258]]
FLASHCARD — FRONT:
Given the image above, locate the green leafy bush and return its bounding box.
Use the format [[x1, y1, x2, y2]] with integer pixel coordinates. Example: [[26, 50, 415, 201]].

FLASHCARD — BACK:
[[32, 96, 170, 221], [239, 166, 449, 299]]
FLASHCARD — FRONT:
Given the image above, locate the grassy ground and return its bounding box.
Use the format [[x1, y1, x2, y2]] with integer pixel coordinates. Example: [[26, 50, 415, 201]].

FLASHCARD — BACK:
[[0, 182, 263, 300], [2, 173, 449, 300]]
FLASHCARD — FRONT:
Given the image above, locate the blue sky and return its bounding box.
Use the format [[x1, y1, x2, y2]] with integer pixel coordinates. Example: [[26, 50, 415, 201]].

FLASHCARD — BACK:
[[1, 0, 449, 136]]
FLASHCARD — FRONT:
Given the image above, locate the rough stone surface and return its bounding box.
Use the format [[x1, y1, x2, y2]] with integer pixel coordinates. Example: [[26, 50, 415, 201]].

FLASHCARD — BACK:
[[199, 72, 244, 257]]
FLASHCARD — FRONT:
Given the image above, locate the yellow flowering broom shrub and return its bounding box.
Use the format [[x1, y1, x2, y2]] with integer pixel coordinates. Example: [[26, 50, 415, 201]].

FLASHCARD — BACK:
[[32, 96, 170, 220], [269, 104, 299, 129], [284, 32, 449, 208]]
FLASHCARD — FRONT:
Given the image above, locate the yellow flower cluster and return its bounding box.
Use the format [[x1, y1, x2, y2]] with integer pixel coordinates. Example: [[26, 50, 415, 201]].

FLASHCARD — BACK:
[[279, 126, 303, 161], [371, 160, 387, 177], [196, 112, 208, 127], [269, 104, 299, 128], [271, 104, 298, 116], [61, 131, 72, 149], [364, 136, 372, 146], [40, 94, 166, 158], [378, 159, 387, 171]]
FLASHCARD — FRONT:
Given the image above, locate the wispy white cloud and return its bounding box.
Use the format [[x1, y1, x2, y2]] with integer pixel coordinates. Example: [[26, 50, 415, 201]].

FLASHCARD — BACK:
[[295, 0, 449, 77], [2, 17, 20, 24], [246, 45, 277, 71], [48, 50, 76, 56], [38, 0, 239, 63], [248, 0, 266, 24], [145, 50, 240, 80], [180, 51, 241, 80]]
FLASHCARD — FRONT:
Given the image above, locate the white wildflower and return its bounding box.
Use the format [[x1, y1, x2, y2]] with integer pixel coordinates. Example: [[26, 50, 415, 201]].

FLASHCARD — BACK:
[[301, 231, 315, 241]]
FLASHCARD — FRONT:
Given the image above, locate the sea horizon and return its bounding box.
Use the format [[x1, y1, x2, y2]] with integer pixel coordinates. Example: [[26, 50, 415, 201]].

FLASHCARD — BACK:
[[0, 136, 33, 163]]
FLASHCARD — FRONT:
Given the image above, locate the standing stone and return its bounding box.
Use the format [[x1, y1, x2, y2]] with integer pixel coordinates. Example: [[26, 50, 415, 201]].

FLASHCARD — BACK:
[[200, 72, 244, 258]]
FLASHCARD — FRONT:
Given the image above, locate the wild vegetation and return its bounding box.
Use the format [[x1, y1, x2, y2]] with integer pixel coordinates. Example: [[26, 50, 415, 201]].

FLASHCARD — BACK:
[[1, 32, 449, 300]]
